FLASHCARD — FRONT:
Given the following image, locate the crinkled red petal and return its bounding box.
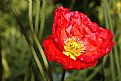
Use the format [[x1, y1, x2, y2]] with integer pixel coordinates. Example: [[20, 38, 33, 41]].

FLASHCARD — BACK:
[[78, 28, 115, 62], [42, 6, 115, 70], [42, 35, 98, 70]]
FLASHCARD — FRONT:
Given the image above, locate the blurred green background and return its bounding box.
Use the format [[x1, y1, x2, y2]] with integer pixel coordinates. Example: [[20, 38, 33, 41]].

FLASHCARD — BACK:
[[0, 0, 121, 81]]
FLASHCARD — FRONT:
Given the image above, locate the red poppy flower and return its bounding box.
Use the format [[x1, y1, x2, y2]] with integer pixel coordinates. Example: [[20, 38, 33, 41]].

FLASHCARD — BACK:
[[42, 6, 115, 70]]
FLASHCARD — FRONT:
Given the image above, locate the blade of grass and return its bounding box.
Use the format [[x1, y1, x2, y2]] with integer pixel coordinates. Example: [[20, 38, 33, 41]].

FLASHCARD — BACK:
[[7, 1, 47, 80], [24, 67, 31, 81], [109, 52, 115, 81], [28, 0, 34, 30], [101, 55, 108, 81], [28, 0, 53, 81], [103, 0, 121, 81], [106, 4, 121, 79], [85, 64, 102, 81], [39, 0, 46, 40], [35, 0, 40, 34], [29, 24, 53, 81], [0, 35, 2, 81], [31, 70, 35, 81], [61, 69, 66, 81], [70, 0, 75, 11], [24, 57, 33, 81], [102, 1, 116, 81]]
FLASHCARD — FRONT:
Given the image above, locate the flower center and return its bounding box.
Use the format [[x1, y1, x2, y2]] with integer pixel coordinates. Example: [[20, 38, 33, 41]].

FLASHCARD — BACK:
[[63, 37, 85, 60]]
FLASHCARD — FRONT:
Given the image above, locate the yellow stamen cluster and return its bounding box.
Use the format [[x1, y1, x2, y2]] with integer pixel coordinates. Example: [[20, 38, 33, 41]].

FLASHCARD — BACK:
[[63, 37, 85, 60]]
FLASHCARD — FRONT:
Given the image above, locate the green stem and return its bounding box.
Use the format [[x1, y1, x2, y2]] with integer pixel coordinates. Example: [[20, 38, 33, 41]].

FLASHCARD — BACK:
[[109, 52, 115, 81], [107, 6, 121, 81], [85, 64, 102, 81], [24, 57, 33, 81], [102, 1, 116, 81], [29, 0, 53, 81], [28, 0, 48, 70], [24, 65, 31, 81], [102, 55, 108, 81], [0, 35, 2, 81], [30, 28, 53, 81], [29, 39, 47, 81], [70, 0, 75, 11], [102, 2, 116, 81], [39, 0, 46, 40], [8, 1, 47, 80], [28, 0, 34, 30], [31, 64, 35, 81], [102, 0, 121, 81], [61, 69, 66, 81], [35, 0, 40, 34]]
